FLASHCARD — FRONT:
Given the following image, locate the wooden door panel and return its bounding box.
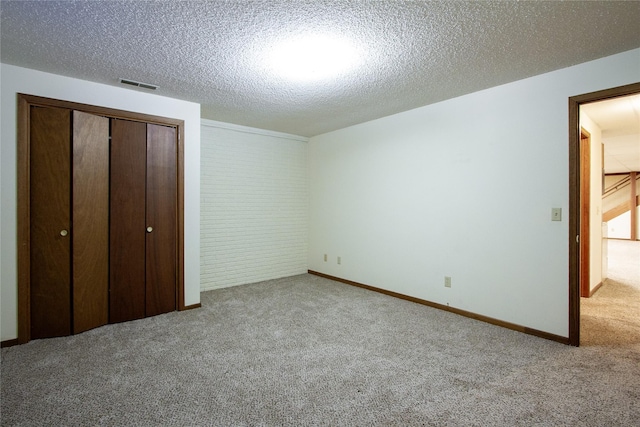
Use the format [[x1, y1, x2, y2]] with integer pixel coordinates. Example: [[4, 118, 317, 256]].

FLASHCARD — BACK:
[[146, 124, 177, 316], [29, 106, 71, 338], [580, 131, 591, 297], [110, 119, 147, 323], [72, 111, 110, 333]]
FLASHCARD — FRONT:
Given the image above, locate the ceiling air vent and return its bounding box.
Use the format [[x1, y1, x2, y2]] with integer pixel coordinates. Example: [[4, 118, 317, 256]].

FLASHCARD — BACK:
[[119, 78, 159, 90]]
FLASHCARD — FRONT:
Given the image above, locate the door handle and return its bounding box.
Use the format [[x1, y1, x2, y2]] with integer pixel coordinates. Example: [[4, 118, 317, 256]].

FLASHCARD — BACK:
[[146, 226, 153, 233], [60, 229, 68, 237]]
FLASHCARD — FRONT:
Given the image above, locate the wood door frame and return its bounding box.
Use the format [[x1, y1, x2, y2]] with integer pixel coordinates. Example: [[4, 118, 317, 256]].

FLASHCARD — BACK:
[[17, 93, 186, 344], [580, 128, 591, 298], [568, 82, 640, 346], [631, 171, 638, 241]]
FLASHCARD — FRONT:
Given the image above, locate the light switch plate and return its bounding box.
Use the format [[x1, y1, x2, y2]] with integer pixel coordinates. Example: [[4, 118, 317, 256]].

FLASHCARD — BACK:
[[445, 276, 452, 288], [552, 208, 562, 221]]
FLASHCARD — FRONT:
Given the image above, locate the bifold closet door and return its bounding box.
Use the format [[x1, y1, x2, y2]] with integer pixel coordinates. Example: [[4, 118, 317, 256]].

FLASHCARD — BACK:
[[110, 120, 177, 322], [72, 111, 109, 334], [30, 106, 72, 339], [30, 107, 109, 339], [146, 124, 177, 316], [110, 119, 147, 323]]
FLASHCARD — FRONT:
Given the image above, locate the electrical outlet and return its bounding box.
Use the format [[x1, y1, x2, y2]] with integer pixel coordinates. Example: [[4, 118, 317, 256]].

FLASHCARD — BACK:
[[337, 256, 341, 265], [324, 254, 327, 262], [444, 276, 452, 288], [551, 208, 562, 221]]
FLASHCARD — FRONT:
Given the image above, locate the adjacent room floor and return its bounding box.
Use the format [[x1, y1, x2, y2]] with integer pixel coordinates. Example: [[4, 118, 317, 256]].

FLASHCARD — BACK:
[[581, 239, 640, 346]]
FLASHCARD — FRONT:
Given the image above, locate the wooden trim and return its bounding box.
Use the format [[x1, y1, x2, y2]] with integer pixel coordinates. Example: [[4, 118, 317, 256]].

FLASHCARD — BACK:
[[589, 281, 604, 297], [631, 172, 637, 241], [568, 96, 581, 346], [569, 83, 640, 104], [603, 182, 640, 221], [603, 201, 632, 222], [605, 172, 638, 177], [568, 82, 640, 347], [17, 94, 31, 344], [603, 174, 632, 198], [601, 143, 605, 196], [308, 270, 570, 345], [17, 93, 186, 344], [580, 129, 591, 299], [180, 303, 202, 311], [18, 94, 183, 127], [177, 126, 186, 310], [1, 339, 19, 348]]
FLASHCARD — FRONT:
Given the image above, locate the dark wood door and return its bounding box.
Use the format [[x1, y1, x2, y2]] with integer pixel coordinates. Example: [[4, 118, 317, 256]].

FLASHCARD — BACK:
[[72, 111, 110, 333], [110, 119, 147, 323], [29, 106, 72, 339], [29, 113, 178, 335], [146, 124, 177, 316], [110, 121, 177, 320], [18, 94, 186, 344]]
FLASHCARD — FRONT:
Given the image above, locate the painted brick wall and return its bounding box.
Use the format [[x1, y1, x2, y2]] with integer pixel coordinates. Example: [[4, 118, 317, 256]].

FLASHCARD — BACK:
[[200, 120, 308, 291]]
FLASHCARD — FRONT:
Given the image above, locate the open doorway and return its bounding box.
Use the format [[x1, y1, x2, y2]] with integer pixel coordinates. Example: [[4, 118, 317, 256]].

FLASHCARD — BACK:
[[568, 82, 640, 346]]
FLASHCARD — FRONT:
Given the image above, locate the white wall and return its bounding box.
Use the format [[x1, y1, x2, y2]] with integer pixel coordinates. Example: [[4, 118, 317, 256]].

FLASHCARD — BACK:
[[308, 48, 640, 338], [580, 111, 604, 291], [608, 212, 631, 239], [1, 64, 201, 341], [200, 120, 308, 290]]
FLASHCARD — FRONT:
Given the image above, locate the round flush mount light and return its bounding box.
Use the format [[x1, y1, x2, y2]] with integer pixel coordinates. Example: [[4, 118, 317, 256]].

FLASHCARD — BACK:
[[266, 34, 361, 83]]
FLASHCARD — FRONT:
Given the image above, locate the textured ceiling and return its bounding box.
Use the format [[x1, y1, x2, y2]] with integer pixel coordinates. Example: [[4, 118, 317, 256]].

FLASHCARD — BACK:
[[2, 1, 640, 137]]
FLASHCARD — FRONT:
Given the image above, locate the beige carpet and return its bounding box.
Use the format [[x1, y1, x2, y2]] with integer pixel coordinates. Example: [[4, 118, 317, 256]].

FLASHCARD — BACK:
[[581, 239, 640, 346], [2, 259, 640, 425]]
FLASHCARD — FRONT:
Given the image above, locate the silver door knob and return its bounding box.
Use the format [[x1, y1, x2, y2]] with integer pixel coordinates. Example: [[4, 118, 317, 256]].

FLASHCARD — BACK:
[[146, 226, 153, 233], [60, 229, 68, 237]]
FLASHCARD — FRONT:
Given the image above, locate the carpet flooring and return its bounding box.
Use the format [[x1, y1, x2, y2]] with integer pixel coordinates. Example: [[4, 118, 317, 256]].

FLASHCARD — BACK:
[[2, 243, 639, 426], [581, 239, 640, 346]]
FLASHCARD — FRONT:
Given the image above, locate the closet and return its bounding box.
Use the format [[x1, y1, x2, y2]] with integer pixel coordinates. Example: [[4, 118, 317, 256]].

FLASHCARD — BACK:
[[30, 107, 109, 338], [109, 119, 177, 323], [19, 95, 183, 342]]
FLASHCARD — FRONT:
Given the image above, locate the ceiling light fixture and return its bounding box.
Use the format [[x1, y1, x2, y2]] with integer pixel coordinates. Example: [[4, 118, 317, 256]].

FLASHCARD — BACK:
[[267, 34, 360, 83]]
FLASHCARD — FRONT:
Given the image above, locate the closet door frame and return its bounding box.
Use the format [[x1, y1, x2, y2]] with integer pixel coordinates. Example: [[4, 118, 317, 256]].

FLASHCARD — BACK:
[[17, 93, 186, 344]]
